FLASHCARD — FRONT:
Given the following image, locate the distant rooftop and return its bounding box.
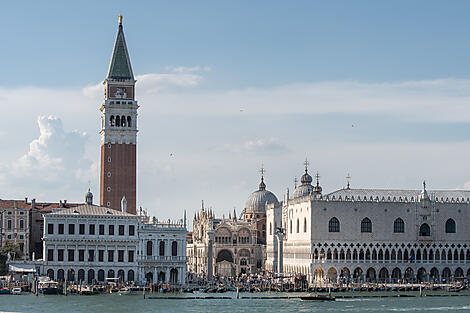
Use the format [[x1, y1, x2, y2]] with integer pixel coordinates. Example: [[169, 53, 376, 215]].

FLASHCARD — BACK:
[[48, 204, 136, 217]]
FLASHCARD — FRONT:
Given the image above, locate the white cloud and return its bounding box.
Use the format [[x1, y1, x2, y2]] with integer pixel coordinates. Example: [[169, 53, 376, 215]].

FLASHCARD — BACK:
[[2, 73, 470, 218], [82, 71, 203, 99], [169, 65, 211, 73], [0, 116, 94, 200], [139, 78, 470, 122], [218, 138, 290, 155]]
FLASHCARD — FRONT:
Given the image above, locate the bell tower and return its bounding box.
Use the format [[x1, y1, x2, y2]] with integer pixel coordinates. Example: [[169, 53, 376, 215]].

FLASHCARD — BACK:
[[99, 15, 138, 214]]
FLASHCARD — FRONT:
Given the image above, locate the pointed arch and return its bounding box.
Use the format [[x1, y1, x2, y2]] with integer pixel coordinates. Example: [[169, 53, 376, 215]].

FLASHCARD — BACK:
[[419, 223, 431, 236]]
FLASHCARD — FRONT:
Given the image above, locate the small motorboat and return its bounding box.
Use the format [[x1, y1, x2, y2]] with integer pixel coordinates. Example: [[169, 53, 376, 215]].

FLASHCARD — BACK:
[[300, 293, 335, 301], [11, 287, 22, 295], [38, 280, 59, 295], [118, 287, 131, 295], [0, 288, 10, 295]]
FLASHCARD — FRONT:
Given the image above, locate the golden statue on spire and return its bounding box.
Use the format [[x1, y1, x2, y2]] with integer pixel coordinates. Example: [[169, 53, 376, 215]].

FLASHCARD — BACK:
[[118, 14, 123, 25]]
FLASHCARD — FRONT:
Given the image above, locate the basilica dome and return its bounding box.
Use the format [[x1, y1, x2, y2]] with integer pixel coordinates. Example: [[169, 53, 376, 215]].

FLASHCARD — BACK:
[[245, 177, 279, 213]]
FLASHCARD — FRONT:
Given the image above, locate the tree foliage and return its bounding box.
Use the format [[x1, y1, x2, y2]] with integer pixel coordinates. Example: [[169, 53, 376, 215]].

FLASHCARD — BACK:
[[0, 240, 23, 275]]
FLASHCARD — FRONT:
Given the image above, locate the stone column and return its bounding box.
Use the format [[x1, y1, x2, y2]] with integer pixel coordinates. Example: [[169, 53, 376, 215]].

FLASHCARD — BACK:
[[276, 232, 285, 275], [207, 230, 214, 282]]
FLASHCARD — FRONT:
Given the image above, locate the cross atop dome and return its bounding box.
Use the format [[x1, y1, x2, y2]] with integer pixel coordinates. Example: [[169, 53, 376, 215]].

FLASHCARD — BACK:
[[258, 164, 266, 191], [259, 164, 265, 179], [304, 158, 310, 173]]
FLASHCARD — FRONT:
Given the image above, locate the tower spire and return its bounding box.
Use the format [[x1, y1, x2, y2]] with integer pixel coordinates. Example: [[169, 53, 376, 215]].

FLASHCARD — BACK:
[[106, 15, 134, 81], [346, 173, 351, 190]]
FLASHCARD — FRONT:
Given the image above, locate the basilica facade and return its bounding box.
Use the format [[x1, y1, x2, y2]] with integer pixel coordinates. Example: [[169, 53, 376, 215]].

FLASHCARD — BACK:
[[266, 163, 470, 284], [187, 175, 279, 278]]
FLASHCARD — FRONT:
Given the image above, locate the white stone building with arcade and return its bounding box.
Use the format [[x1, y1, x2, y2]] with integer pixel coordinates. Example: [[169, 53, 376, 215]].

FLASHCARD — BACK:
[[266, 162, 470, 284]]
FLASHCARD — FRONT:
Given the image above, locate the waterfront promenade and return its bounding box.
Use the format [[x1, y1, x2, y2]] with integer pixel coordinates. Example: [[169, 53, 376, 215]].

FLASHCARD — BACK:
[[1, 291, 470, 313]]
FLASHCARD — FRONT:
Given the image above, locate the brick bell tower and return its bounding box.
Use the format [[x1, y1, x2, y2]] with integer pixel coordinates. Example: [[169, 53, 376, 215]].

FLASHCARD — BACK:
[[100, 15, 138, 214]]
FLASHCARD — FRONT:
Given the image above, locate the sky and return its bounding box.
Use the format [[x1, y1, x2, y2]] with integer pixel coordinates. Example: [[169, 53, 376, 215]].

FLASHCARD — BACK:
[[1, 1, 470, 226]]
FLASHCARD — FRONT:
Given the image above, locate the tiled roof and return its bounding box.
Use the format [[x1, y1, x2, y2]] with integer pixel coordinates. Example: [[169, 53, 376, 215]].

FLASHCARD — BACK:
[[326, 188, 470, 202], [48, 204, 136, 216], [0, 200, 30, 209]]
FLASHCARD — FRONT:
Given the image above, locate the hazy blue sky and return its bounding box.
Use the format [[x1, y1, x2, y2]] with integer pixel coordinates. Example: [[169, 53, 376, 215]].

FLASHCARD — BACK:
[[1, 1, 470, 223]]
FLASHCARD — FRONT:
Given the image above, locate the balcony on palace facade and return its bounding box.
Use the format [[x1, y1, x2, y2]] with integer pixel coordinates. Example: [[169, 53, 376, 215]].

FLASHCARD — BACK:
[[138, 255, 187, 262], [139, 222, 185, 231], [311, 258, 470, 264]]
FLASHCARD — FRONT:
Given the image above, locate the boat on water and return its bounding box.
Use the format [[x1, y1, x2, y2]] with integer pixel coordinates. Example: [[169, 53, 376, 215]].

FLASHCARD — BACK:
[[300, 293, 335, 301], [118, 287, 131, 295], [0, 288, 10, 295], [11, 287, 22, 295], [38, 280, 59, 295]]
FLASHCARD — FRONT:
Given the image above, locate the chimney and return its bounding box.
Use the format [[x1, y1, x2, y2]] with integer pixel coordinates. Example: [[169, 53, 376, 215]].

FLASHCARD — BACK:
[[31, 198, 36, 209], [14, 200, 17, 209], [25, 197, 28, 204]]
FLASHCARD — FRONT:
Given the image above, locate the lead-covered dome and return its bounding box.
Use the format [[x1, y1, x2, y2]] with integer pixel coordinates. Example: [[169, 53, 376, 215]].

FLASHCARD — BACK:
[[245, 177, 279, 213], [291, 161, 322, 199]]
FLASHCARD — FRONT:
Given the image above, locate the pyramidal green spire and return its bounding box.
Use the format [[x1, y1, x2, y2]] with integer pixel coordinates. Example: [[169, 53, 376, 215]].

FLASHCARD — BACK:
[[106, 16, 134, 80]]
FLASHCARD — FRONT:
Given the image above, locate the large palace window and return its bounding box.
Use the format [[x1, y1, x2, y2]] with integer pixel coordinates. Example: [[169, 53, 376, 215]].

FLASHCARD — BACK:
[[328, 217, 340, 232], [361, 218, 372, 233], [445, 218, 456, 233], [393, 218, 405, 233], [419, 223, 431, 236]]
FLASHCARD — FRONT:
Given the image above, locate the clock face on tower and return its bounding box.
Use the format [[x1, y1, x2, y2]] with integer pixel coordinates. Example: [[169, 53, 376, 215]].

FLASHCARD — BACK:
[[108, 86, 133, 100]]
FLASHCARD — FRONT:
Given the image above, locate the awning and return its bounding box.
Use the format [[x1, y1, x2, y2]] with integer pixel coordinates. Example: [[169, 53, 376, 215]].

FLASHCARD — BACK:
[[8, 264, 36, 273]]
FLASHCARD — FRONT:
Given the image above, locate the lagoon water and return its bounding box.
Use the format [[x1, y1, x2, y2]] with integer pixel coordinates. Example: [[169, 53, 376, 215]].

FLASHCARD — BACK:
[[1, 292, 470, 313]]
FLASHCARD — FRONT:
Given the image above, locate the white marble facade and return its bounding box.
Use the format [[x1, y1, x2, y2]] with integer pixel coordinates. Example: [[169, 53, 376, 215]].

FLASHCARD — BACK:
[[42, 201, 187, 286], [138, 221, 187, 286], [267, 166, 470, 284], [42, 204, 139, 283]]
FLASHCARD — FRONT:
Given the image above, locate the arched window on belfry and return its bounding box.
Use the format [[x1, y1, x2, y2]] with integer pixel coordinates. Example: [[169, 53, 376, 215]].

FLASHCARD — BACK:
[[296, 219, 299, 233], [329, 217, 340, 232], [393, 218, 405, 233], [127, 116, 131, 127], [121, 115, 126, 127], [445, 218, 456, 233], [304, 218, 307, 233], [116, 115, 121, 127], [110, 115, 115, 126], [361, 218, 372, 233]]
